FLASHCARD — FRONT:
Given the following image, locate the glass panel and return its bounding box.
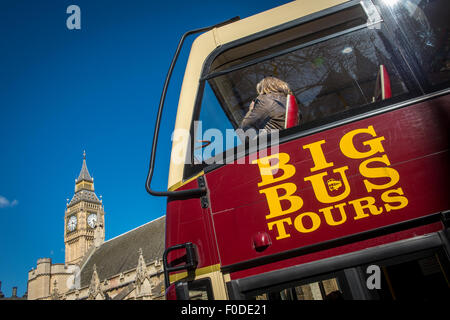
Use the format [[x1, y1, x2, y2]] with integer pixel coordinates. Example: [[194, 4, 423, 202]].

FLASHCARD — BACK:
[[193, 82, 243, 165], [250, 276, 344, 300], [208, 25, 409, 128], [364, 250, 450, 300], [379, 0, 450, 87], [187, 279, 214, 300], [188, 289, 209, 300]]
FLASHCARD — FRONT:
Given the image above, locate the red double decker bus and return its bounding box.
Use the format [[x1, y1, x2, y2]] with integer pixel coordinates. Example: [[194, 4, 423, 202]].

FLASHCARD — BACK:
[[146, 0, 450, 300]]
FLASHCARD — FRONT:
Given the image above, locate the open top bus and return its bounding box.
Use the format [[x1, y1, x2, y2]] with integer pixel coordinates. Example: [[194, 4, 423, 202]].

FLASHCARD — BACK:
[[146, 0, 450, 300]]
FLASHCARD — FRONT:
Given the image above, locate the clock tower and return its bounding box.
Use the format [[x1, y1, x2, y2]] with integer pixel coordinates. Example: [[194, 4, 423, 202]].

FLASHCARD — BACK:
[[64, 151, 105, 265]]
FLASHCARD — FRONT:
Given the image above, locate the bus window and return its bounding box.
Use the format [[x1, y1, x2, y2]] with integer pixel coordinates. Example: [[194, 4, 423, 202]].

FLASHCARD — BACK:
[[187, 278, 214, 300], [363, 249, 450, 301], [374, 0, 450, 89], [192, 81, 242, 166], [207, 25, 410, 127], [249, 275, 346, 300]]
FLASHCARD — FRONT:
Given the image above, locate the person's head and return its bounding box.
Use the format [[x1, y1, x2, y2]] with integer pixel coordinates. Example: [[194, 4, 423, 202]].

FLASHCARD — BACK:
[[256, 76, 292, 96]]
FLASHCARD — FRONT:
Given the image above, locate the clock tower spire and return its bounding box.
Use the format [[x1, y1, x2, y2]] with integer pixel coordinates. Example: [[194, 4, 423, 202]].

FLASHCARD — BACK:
[[64, 151, 105, 265]]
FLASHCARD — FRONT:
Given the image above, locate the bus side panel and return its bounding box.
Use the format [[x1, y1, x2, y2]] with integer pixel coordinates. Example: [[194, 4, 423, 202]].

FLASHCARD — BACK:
[[205, 96, 450, 269], [166, 179, 219, 274]]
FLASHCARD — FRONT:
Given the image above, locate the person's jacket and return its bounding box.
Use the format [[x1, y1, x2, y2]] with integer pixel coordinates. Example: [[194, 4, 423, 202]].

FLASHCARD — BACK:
[[239, 92, 286, 132]]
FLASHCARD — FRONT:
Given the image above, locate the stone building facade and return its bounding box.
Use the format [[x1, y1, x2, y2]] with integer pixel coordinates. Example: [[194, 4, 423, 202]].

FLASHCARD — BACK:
[[27, 153, 166, 300]]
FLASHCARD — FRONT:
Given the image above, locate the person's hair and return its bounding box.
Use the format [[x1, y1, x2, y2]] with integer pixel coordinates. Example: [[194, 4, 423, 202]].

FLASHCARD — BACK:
[[256, 76, 292, 95]]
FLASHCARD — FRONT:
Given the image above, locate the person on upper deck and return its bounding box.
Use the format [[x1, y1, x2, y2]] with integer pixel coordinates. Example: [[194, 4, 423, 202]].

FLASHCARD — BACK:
[[239, 76, 293, 133]]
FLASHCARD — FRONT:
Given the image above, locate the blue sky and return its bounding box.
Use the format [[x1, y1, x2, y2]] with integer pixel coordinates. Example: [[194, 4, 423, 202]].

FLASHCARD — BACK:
[[0, 0, 289, 298]]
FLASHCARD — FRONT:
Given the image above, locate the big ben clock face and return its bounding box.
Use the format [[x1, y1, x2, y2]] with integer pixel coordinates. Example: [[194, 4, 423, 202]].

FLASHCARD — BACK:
[[67, 215, 77, 232], [87, 213, 97, 228]]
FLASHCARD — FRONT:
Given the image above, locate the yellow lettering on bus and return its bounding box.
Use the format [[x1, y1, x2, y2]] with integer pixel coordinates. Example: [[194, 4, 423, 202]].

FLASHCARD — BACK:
[[381, 188, 409, 212], [302, 140, 334, 172], [252, 153, 296, 187], [259, 182, 303, 220], [340, 126, 385, 159], [349, 196, 383, 220], [359, 155, 400, 192], [304, 166, 351, 204], [268, 218, 292, 240], [319, 202, 347, 226], [293, 211, 321, 233]]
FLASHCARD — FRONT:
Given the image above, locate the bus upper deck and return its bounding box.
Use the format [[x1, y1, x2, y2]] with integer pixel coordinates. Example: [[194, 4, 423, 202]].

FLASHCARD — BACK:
[[146, 0, 450, 300]]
